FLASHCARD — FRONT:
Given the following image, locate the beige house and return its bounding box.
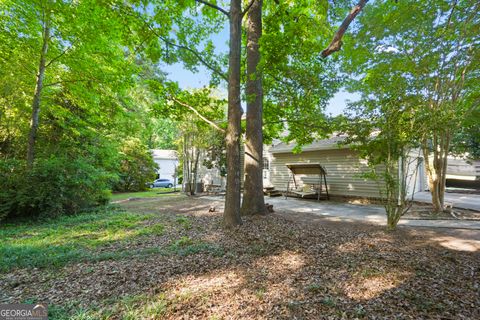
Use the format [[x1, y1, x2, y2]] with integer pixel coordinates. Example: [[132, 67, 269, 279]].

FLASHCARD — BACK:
[[267, 140, 379, 198], [446, 157, 480, 181], [195, 136, 428, 199], [265, 137, 427, 199]]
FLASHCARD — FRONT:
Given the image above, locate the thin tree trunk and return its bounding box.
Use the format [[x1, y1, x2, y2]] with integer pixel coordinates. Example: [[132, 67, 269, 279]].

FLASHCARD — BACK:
[[188, 144, 195, 195], [183, 134, 191, 194], [439, 131, 451, 206], [192, 148, 200, 195], [223, 0, 243, 227], [27, 18, 50, 167], [422, 138, 443, 213], [242, 0, 265, 216]]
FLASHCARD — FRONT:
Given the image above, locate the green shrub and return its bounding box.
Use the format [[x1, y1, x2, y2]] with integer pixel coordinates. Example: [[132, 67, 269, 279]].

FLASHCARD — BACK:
[[114, 138, 158, 192], [0, 156, 115, 221]]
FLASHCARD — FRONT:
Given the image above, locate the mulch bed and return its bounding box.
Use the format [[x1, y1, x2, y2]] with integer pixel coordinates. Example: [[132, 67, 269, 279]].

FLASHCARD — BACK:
[[405, 203, 480, 220]]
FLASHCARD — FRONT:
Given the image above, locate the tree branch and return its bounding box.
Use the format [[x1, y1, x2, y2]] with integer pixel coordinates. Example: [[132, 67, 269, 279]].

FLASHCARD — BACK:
[[445, 0, 458, 28], [114, 5, 228, 81], [321, 0, 369, 58], [241, 0, 256, 17], [45, 43, 75, 69], [159, 35, 228, 81], [143, 23, 228, 81], [195, 0, 230, 17], [171, 97, 226, 133], [44, 78, 96, 87]]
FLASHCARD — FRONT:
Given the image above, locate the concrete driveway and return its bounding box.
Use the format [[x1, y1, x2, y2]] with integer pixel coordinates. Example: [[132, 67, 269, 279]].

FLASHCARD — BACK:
[[203, 195, 480, 230], [265, 197, 480, 230]]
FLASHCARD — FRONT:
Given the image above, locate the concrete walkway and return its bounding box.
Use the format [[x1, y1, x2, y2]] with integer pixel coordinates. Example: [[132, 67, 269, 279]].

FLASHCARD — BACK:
[[413, 191, 480, 211], [202, 195, 480, 230]]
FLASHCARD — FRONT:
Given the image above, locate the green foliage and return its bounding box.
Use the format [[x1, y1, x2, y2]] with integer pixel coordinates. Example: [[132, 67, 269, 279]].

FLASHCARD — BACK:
[[0, 0, 172, 218], [0, 206, 223, 272], [172, 236, 195, 248], [340, 95, 419, 230], [341, 0, 479, 216], [321, 296, 337, 307], [451, 106, 480, 159], [201, 129, 227, 176], [114, 138, 158, 192], [261, 0, 342, 145], [0, 0, 142, 152], [0, 157, 114, 221], [144, 118, 179, 150], [343, 0, 479, 156], [168, 236, 223, 257], [169, 88, 227, 193], [176, 216, 192, 230], [306, 283, 322, 293]]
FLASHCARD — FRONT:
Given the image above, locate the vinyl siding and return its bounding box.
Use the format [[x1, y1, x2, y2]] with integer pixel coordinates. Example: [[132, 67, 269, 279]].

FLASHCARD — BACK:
[[195, 150, 226, 187], [269, 148, 382, 198], [445, 157, 480, 179]]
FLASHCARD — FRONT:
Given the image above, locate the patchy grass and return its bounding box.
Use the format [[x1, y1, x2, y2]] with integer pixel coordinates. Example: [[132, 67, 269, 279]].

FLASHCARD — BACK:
[[110, 188, 179, 201], [176, 216, 192, 230], [0, 206, 167, 272], [0, 196, 223, 274], [1, 196, 479, 319]]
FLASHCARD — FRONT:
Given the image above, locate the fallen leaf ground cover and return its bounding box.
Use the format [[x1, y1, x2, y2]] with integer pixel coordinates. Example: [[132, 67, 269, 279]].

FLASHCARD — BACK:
[[0, 194, 479, 319]]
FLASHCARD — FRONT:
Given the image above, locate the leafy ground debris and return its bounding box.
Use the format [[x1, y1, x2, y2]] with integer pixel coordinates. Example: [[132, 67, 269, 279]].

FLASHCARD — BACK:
[[0, 195, 479, 319]]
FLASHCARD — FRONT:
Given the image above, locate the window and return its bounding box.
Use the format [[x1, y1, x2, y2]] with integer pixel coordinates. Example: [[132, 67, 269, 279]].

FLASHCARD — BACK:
[[263, 157, 269, 170]]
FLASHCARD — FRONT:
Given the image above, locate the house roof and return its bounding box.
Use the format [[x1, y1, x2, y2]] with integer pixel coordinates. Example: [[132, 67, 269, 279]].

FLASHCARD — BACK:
[[151, 149, 178, 160], [270, 135, 349, 154]]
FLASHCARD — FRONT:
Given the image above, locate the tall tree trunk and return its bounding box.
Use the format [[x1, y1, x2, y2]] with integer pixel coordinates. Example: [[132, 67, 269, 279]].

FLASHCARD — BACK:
[[223, 0, 243, 227], [27, 18, 50, 168], [241, 0, 266, 216]]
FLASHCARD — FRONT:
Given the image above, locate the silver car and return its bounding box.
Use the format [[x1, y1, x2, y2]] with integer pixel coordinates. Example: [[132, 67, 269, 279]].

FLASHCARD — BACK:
[[150, 178, 174, 188]]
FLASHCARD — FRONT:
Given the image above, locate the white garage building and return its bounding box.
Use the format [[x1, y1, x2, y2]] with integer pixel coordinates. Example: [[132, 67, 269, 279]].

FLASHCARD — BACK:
[[151, 149, 178, 181]]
